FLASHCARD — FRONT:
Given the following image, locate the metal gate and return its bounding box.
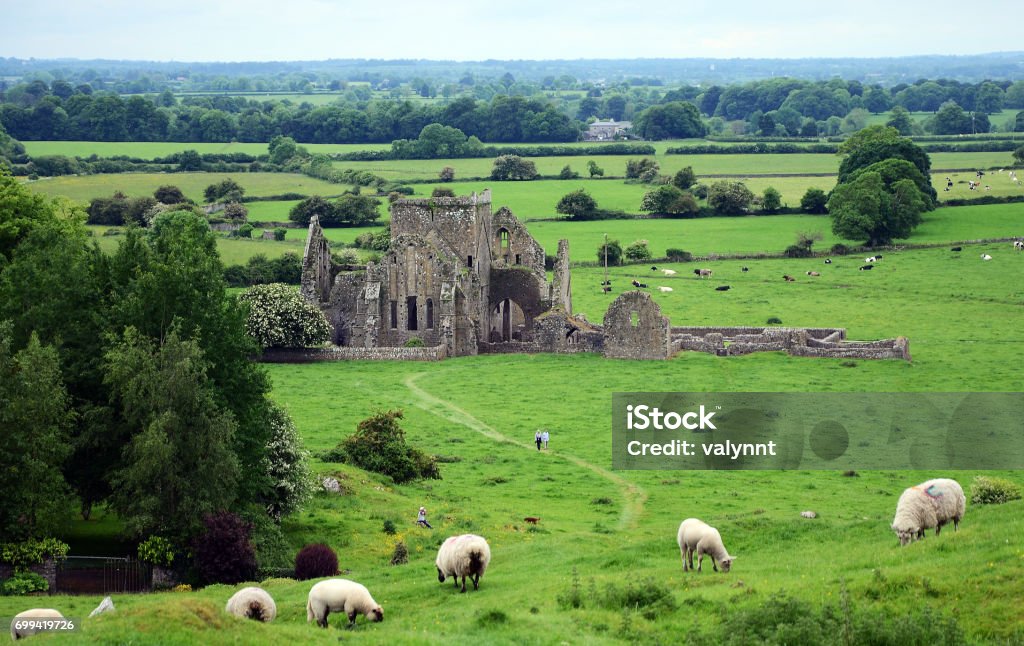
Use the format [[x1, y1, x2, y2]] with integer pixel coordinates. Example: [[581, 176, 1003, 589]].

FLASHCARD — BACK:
[[55, 556, 151, 594]]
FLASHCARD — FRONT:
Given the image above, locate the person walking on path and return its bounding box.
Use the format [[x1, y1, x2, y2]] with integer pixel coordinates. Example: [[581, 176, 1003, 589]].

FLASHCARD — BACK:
[[542, 429, 550, 450], [534, 430, 542, 451], [416, 506, 433, 529]]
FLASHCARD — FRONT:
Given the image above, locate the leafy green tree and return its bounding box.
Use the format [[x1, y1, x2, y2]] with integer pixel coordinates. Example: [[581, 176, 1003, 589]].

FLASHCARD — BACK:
[[288, 196, 335, 227], [625, 158, 659, 179], [597, 239, 622, 265], [240, 283, 331, 349], [222, 202, 248, 222], [885, 106, 914, 135], [431, 187, 455, 198], [105, 327, 240, 542], [672, 166, 696, 190], [490, 155, 539, 181], [761, 187, 782, 214], [633, 101, 706, 139], [177, 150, 202, 172], [827, 172, 926, 246], [331, 194, 382, 226], [439, 166, 455, 182], [154, 185, 186, 205], [559, 164, 579, 179], [1014, 145, 1024, 165], [555, 189, 598, 219], [707, 181, 754, 215], [624, 239, 652, 261], [0, 171, 62, 263], [268, 136, 299, 165], [800, 188, 829, 214], [0, 325, 73, 541], [849, 158, 935, 210], [837, 126, 936, 206], [203, 178, 244, 204], [261, 403, 313, 521], [974, 81, 1004, 114], [587, 160, 604, 178], [640, 185, 699, 216]]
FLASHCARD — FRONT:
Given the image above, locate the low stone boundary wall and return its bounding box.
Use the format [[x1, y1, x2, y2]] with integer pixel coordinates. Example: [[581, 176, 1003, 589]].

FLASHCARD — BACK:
[[258, 345, 447, 362]]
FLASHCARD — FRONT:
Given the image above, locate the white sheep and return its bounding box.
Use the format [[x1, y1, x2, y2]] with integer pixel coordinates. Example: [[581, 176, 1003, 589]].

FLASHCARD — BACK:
[[657, 286, 673, 292], [226, 586, 277, 623], [307, 579, 383, 628], [10, 609, 63, 641], [891, 478, 965, 546], [435, 534, 491, 592], [677, 518, 735, 573]]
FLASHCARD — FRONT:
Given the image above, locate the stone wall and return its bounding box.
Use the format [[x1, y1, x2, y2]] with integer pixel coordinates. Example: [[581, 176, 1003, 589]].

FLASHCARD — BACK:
[[259, 344, 447, 362], [551, 239, 572, 315], [300, 216, 333, 303], [603, 291, 671, 359], [0, 559, 57, 594], [669, 326, 910, 361]]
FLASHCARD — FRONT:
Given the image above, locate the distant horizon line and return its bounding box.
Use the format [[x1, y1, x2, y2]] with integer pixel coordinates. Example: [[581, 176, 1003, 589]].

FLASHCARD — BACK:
[[3, 52, 1024, 66]]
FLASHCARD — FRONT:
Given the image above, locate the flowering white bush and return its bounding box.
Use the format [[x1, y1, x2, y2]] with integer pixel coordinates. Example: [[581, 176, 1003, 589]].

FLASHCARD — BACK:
[[263, 402, 313, 520], [240, 283, 330, 348]]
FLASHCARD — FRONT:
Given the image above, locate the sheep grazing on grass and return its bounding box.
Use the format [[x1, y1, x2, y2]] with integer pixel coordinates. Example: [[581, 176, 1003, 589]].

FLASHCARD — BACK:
[[892, 478, 966, 546], [981, 254, 992, 261], [806, 271, 820, 277], [657, 286, 673, 292], [662, 269, 677, 276], [677, 518, 735, 573], [307, 579, 383, 628], [226, 587, 277, 623], [436, 534, 491, 592], [10, 609, 63, 641]]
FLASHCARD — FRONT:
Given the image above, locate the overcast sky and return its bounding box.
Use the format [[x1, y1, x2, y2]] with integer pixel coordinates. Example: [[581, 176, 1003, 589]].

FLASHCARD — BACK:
[[1, 0, 1019, 62]]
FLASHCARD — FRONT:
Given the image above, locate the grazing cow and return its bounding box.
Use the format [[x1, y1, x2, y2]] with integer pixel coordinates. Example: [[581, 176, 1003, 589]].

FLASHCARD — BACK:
[[1013, 240, 1023, 251], [636, 282, 648, 288], [981, 254, 992, 261], [782, 275, 795, 282], [859, 265, 874, 271], [950, 247, 962, 252], [806, 271, 820, 277], [602, 286, 611, 293], [741, 266, 749, 272], [694, 268, 713, 279], [715, 285, 730, 291], [523, 517, 540, 525], [658, 286, 673, 292], [601, 280, 611, 286], [865, 256, 877, 263], [824, 258, 832, 264], [651, 266, 658, 271], [631, 279, 641, 287], [875, 254, 883, 259], [662, 269, 677, 276]]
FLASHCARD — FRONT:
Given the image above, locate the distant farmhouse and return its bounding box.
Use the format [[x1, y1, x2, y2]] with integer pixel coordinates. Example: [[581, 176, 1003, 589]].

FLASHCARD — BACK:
[[584, 119, 632, 141], [296, 191, 909, 362]]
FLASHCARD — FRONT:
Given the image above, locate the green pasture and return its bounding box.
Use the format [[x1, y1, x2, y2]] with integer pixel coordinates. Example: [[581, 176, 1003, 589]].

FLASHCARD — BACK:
[[4, 238, 1024, 643]]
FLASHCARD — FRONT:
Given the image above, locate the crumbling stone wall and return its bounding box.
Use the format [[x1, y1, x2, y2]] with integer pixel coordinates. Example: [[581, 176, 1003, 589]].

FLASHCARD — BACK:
[[301, 215, 333, 303], [603, 291, 671, 360], [259, 344, 448, 362], [551, 239, 572, 315], [492, 206, 545, 277]]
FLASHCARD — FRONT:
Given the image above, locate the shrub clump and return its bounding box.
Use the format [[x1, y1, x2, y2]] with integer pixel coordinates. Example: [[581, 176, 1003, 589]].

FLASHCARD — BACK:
[[294, 543, 339, 580], [192, 511, 258, 585], [334, 410, 441, 483], [1, 570, 48, 595], [970, 476, 1022, 505], [390, 541, 408, 566]]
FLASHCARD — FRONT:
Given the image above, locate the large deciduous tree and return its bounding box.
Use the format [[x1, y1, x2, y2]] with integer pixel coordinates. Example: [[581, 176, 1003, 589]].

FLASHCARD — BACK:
[[707, 181, 755, 215], [837, 126, 937, 206], [633, 101, 706, 140], [827, 172, 926, 246], [555, 189, 598, 219]]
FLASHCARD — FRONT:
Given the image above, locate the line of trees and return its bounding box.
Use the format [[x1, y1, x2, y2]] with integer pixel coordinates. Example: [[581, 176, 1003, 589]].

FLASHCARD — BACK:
[[0, 172, 312, 575]]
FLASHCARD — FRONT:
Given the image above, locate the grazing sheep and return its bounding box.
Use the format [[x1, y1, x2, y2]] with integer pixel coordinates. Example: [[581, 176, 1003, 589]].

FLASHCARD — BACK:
[[950, 246, 962, 252], [307, 579, 383, 628], [662, 269, 677, 276], [782, 274, 795, 282], [657, 286, 673, 292], [859, 265, 874, 271], [436, 534, 491, 593], [677, 519, 735, 573], [715, 285, 730, 291], [806, 271, 820, 277], [226, 587, 277, 623], [10, 609, 63, 641], [981, 254, 992, 261], [694, 268, 713, 278], [891, 478, 966, 546]]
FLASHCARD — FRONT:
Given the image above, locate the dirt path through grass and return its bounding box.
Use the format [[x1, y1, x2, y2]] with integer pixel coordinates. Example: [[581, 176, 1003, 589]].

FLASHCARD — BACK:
[[404, 371, 648, 530]]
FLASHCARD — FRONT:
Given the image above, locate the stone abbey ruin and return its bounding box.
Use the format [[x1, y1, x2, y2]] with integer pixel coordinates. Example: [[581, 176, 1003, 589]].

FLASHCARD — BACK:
[[299, 190, 910, 361]]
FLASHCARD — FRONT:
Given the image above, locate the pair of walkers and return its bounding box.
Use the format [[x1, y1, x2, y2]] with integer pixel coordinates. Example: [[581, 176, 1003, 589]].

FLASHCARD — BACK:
[[534, 429, 550, 451]]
